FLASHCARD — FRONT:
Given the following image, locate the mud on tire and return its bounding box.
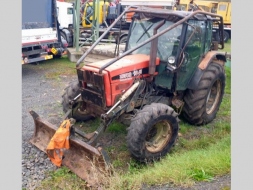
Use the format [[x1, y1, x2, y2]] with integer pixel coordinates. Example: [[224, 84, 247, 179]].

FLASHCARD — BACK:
[[126, 103, 179, 162], [183, 62, 225, 125], [61, 81, 92, 121]]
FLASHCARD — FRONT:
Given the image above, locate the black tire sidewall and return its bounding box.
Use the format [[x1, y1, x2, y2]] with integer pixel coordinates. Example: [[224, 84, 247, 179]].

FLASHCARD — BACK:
[[127, 103, 179, 162], [201, 68, 225, 122], [183, 63, 225, 125], [62, 81, 80, 113], [142, 114, 178, 160], [62, 81, 92, 121]]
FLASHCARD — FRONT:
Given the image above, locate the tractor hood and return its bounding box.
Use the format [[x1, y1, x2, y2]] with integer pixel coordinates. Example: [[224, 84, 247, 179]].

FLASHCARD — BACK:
[[84, 54, 160, 84]]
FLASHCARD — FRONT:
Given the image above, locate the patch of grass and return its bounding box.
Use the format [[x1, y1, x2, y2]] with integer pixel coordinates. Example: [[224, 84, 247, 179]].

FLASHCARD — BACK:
[[127, 159, 146, 174], [178, 121, 192, 134], [217, 95, 231, 119], [188, 168, 214, 182], [36, 167, 88, 190], [106, 136, 231, 189], [118, 144, 128, 151], [222, 39, 231, 53], [113, 159, 125, 168], [175, 125, 229, 153], [43, 57, 77, 79], [50, 167, 72, 179], [107, 121, 127, 134], [225, 67, 231, 94], [77, 117, 100, 133], [23, 55, 77, 80]]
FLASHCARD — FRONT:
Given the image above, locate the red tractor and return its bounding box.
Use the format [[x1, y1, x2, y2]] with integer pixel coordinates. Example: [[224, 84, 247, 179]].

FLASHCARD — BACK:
[[30, 6, 227, 186]]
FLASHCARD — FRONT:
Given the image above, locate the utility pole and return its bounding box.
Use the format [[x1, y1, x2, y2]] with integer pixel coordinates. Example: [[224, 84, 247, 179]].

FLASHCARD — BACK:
[[92, 0, 100, 43], [74, 0, 80, 51]]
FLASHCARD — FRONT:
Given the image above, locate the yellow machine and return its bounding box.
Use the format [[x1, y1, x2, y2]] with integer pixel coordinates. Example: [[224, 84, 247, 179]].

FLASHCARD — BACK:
[[176, 0, 231, 42], [216, 1, 231, 25], [176, 0, 218, 12], [81, 1, 110, 28]]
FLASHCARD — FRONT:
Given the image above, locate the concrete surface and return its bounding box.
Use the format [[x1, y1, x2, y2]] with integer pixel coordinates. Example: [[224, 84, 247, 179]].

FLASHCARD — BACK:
[[67, 44, 125, 63]]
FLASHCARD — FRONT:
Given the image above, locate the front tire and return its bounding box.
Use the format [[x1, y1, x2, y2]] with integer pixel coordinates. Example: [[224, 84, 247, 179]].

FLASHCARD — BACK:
[[61, 81, 93, 121], [183, 62, 225, 125], [127, 103, 179, 162]]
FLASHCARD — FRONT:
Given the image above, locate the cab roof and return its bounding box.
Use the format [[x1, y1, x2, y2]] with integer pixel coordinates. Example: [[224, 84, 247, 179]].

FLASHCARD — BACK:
[[132, 6, 218, 22]]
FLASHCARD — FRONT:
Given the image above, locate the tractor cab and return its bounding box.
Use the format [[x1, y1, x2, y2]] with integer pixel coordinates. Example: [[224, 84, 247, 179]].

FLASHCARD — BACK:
[[125, 9, 224, 90]]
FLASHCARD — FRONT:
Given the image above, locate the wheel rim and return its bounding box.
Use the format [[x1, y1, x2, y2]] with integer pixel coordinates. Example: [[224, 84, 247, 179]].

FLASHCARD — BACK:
[[206, 79, 222, 114], [72, 102, 89, 116], [145, 120, 172, 153]]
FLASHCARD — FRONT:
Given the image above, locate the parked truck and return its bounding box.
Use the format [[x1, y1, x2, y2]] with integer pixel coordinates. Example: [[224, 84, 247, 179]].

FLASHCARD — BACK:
[[56, 0, 75, 47], [22, 0, 67, 64]]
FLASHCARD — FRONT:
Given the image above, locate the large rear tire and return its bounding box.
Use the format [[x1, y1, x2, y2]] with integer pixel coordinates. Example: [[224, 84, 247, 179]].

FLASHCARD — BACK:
[[183, 62, 225, 125], [61, 81, 93, 121], [127, 103, 179, 162]]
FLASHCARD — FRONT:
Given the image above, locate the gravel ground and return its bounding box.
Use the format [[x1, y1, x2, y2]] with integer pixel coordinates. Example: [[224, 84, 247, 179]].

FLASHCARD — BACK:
[[22, 63, 77, 189], [22, 61, 231, 190]]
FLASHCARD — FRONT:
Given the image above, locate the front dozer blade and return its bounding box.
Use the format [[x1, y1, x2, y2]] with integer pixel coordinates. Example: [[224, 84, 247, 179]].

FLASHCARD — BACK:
[[29, 110, 111, 187]]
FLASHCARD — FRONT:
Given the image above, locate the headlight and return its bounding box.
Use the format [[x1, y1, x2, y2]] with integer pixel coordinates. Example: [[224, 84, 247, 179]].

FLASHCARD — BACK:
[[87, 83, 93, 87], [168, 56, 176, 64]]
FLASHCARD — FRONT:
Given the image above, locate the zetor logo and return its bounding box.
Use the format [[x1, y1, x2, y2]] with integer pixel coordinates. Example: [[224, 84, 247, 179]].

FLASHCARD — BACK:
[[119, 69, 142, 80]]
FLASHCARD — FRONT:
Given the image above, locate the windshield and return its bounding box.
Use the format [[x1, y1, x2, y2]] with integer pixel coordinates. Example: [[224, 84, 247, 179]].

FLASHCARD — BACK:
[[126, 18, 183, 62]]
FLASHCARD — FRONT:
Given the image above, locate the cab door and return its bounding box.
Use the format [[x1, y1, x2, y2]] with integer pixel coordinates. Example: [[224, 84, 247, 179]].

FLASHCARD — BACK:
[[57, 3, 73, 28], [66, 6, 73, 28]]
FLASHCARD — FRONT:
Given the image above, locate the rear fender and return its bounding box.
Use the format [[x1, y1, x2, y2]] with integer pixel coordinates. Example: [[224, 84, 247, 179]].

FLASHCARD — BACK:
[[187, 51, 226, 90]]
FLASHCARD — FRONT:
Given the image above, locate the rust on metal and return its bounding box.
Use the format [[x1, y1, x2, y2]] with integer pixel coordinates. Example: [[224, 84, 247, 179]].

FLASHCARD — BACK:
[[198, 51, 225, 70], [29, 110, 58, 152], [172, 97, 184, 114], [29, 110, 110, 187], [149, 19, 166, 81]]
